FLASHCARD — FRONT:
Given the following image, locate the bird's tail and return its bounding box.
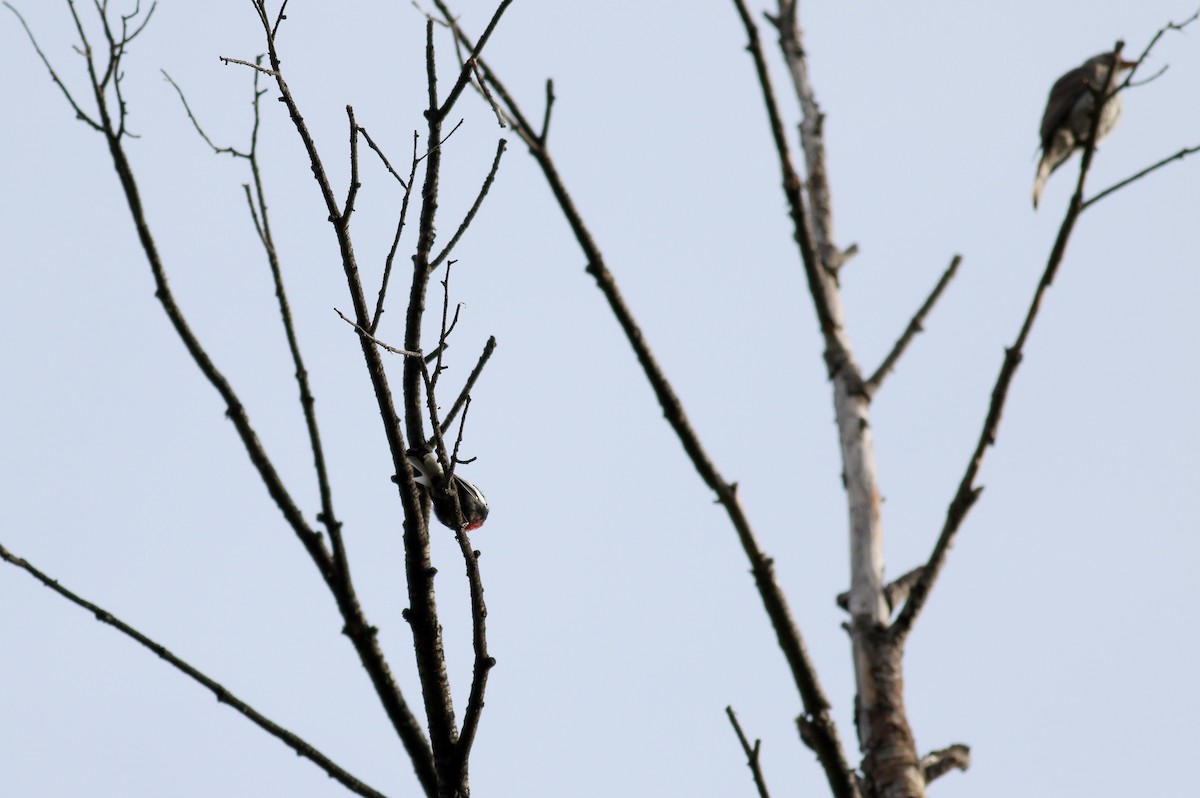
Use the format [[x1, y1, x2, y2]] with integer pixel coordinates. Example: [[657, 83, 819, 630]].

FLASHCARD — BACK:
[[1031, 157, 1052, 209], [406, 445, 441, 488]]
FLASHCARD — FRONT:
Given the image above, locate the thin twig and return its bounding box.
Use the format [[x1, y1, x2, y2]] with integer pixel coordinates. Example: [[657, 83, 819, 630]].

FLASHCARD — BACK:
[[359, 125, 409, 188], [446, 30, 507, 128], [726, 707, 773, 798], [1083, 143, 1200, 209], [168, 53, 353, 609], [335, 308, 421, 356], [4, 2, 102, 129], [430, 137, 508, 268], [435, 0, 513, 120], [1120, 7, 1200, 90], [539, 78, 555, 144], [865, 255, 962, 395], [415, 118, 465, 166], [271, 0, 289, 38], [441, 336, 496, 435], [424, 303, 464, 366], [0, 543, 388, 798], [431, 262, 456, 390], [161, 70, 248, 157], [371, 131, 421, 334], [344, 105, 361, 218], [218, 54, 278, 75]]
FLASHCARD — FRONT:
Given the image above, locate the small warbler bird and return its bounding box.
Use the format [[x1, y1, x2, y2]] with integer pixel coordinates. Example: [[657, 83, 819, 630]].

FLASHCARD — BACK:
[[406, 445, 489, 532]]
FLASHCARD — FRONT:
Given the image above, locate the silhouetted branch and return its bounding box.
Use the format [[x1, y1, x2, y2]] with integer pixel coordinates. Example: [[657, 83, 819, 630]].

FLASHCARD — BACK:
[[4, 2, 101, 129], [726, 707, 773, 798], [441, 336, 496, 436], [431, 137, 507, 269], [436, 0, 512, 120], [865, 255, 962, 395], [893, 43, 1127, 642], [452, 481, 493, 774], [0, 543, 388, 798], [161, 69, 248, 157], [539, 78, 555, 143], [344, 105, 361, 218], [359, 125, 410, 188], [167, 57, 353, 599], [1083, 143, 1200, 209], [371, 131, 420, 334], [730, 0, 839, 346]]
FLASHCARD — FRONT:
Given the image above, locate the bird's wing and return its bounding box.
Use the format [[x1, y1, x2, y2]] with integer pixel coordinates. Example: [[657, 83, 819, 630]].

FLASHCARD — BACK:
[[1039, 64, 1088, 150]]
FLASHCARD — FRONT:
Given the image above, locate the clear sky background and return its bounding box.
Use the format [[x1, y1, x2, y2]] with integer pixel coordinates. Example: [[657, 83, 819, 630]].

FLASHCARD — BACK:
[[2, 1, 1198, 796]]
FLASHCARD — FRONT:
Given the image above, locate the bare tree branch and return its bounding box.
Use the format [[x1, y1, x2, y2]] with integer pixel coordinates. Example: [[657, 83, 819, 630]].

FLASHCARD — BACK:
[[4, 2, 102, 129], [767, 0, 839, 276], [218, 54, 277, 76], [452, 472, 494, 774], [539, 78, 555, 144], [344, 105, 362, 218], [359, 124, 410, 188], [270, 0, 289, 39], [165, 59, 350, 583], [0, 543, 388, 798], [892, 42, 1130, 643], [726, 707, 773, 798], [440, 336, 497, 436], [371, 131, 421, 334], [1083, 143, 1200, 209], [436, 0, 512, 119], [865, 255, 963, 395], [161, 69, 248, 157], [431, 137, 507, 269], [1119, 7, 1200, 90], [335, 307, 422, 356], [920, 744, 971, 784], [431, 4, 859, 797], [729, 0, 840, 347]]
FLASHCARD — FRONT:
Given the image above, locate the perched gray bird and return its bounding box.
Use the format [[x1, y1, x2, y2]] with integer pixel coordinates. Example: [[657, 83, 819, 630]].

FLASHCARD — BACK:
[[406, 445, 489, 532], [1033, 52, 1135, 208]]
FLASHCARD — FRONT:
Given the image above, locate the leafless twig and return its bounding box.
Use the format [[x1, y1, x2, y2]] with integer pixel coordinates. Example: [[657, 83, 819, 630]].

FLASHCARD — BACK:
[[0, 543, 388, 798], [371, 131, 421, 334], [218, 54, 277, 75], [1083, 143, 1200, 209], [335, 308, 421, 356], [441, 336, 496, 435], [726, 707, 773, 798], [4, 2, 101, 129], [865, 255, 962, 395], [431, 137, 508, 269]]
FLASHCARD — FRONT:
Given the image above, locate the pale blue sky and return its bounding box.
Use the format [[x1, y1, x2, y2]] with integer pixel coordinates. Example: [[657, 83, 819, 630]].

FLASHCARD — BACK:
[[2, 2, 1198, 796]]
